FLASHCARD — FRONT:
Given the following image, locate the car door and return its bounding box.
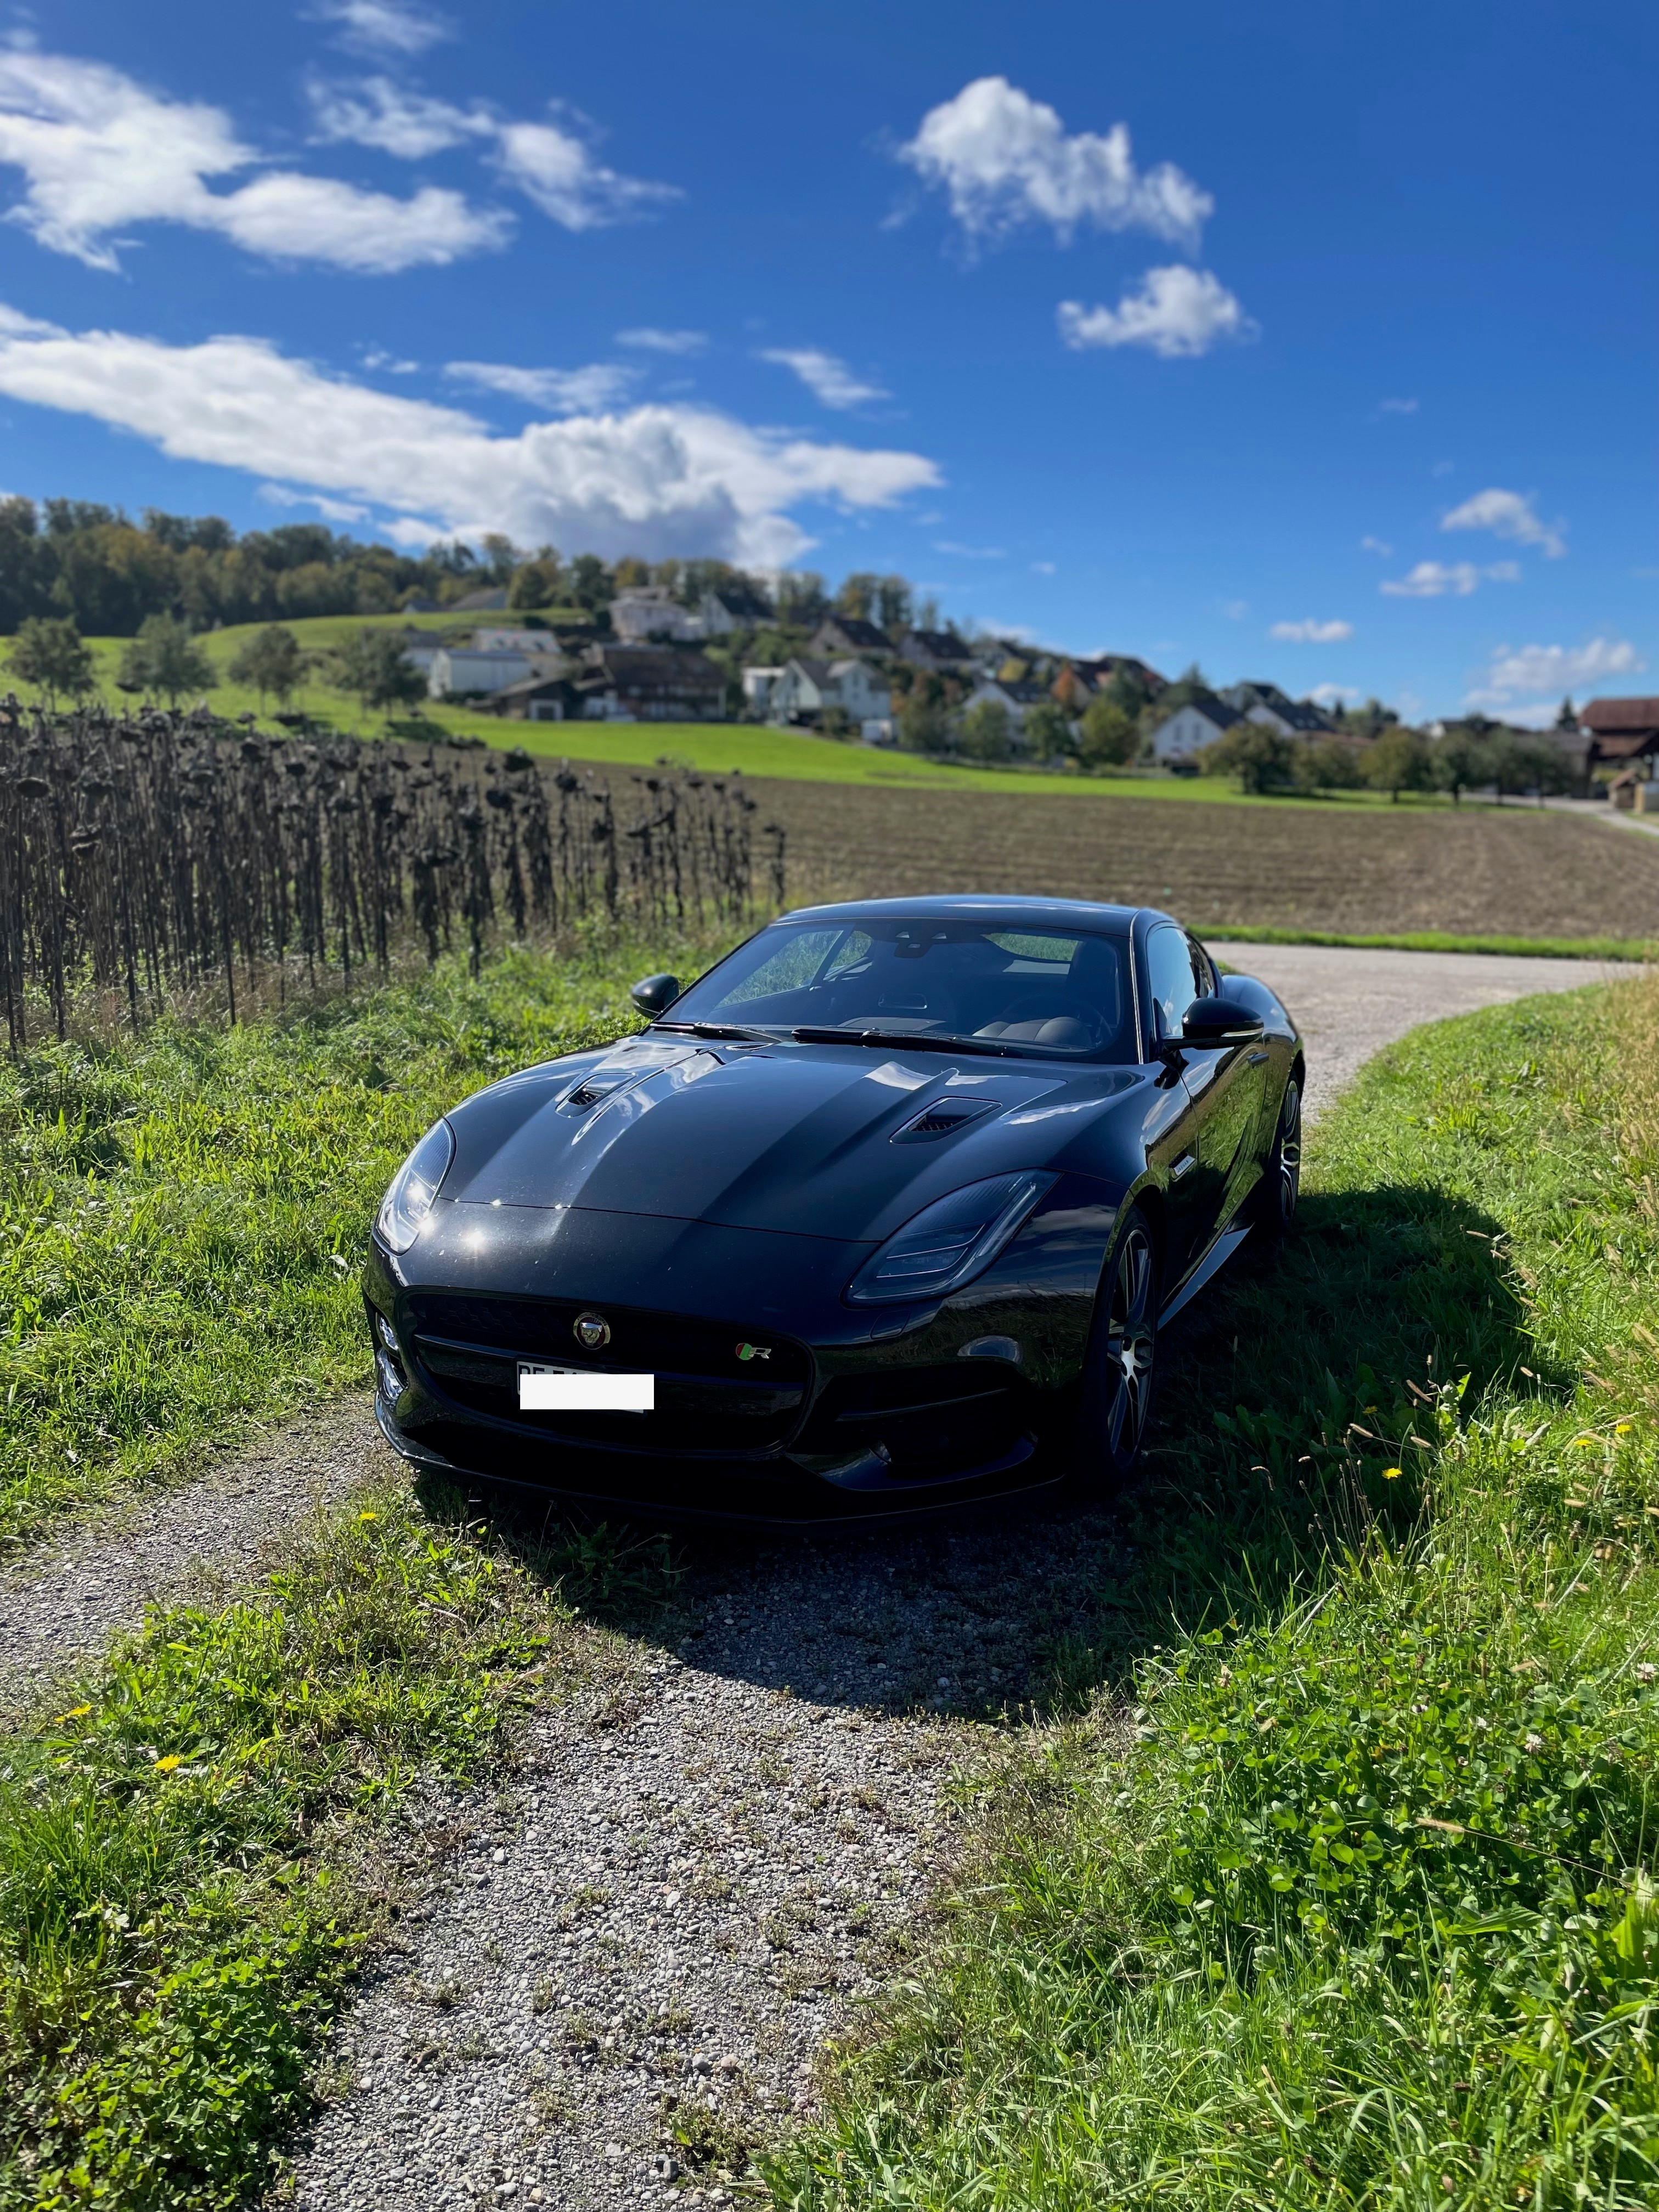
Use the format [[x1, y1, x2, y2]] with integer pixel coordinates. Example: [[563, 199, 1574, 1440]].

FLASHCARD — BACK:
[[1186, 935, 1270, 1227], [1141, 924, 1217, 1282]]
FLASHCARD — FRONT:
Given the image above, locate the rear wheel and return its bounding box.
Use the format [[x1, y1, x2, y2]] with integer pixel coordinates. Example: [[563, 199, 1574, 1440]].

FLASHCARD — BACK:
[[1072, 1205, 1159, 1493], [1252, 1072, 1302, 1237]]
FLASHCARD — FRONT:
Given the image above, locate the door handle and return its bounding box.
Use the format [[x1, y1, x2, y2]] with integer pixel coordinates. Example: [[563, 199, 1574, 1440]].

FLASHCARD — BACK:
[[1172, 1153, 1196, 1181], [1246, 1051, 1269, 1065]]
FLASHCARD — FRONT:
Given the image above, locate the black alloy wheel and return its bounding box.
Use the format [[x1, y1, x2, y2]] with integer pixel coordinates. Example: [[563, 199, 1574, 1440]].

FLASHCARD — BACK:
[[1254, 1072, 1302, 1235], [1075, 1205, 1159, 1492]]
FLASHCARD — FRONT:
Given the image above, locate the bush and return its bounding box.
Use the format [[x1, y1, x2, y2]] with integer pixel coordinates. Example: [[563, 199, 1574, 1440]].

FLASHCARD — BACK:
[[1198, 721, 1296, 793], [958, 698, 1013, 762], [1076, 695, 1137, 770]]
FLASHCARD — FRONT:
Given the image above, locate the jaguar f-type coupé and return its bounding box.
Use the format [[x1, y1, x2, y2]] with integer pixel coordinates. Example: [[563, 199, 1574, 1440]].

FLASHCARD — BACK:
[[365, 898, 1303, 1523]]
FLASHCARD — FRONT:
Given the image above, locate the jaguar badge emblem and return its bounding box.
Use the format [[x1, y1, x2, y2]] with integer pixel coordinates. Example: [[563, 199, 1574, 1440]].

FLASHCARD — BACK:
[[573, 1312, 611, 1350]]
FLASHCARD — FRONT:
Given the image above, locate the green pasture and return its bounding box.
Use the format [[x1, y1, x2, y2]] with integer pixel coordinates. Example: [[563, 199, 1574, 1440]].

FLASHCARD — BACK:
[[63, 619, 1471, 809]]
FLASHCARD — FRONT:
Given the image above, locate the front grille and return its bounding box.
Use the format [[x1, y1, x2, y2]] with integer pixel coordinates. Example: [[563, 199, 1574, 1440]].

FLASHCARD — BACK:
[[800, 1363, 1029, 1477], [403, 1293, 809, 1457]]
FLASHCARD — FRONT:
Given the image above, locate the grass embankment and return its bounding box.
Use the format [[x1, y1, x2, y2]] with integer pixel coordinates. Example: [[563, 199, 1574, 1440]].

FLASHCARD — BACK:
[[1209, 927, 1658, 963], [0, 1477, 667, 2212], [0, 927, 727, 1553], [772, 976, 1659, 2209]]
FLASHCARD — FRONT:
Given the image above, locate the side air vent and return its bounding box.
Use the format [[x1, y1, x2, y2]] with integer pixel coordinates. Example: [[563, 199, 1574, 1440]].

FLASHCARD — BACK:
[[892, 1096, 1000, 1143]]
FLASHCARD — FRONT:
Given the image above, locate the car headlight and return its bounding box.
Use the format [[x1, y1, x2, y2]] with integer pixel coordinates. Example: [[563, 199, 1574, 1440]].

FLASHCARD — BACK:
[[847, 1171, 1057, 1306], [376, 1119, 455, 1253]]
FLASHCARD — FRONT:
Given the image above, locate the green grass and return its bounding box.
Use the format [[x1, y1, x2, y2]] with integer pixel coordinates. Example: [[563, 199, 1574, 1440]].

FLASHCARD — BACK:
[[1209, 926, 1659, 962], [769, 976, 1659, 2210], [0, 1475, 670, 2212], [68, 621, 1477, 808], [0, 924, 729, 1554]]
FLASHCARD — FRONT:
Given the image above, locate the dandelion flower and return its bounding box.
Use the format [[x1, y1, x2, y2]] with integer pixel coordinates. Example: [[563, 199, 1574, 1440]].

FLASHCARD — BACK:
[[153, 1754, 183, 1773], [1616, 1421, 1634, 1435], [1573, 1436, 1601, 1448], [358, 1510, 379, 1523], [1383, 1466, 1402, 1481], [61, 1704, 91, 1720]]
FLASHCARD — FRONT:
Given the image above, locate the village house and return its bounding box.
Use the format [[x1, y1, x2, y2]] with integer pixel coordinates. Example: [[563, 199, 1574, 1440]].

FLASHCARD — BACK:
[[808, 616, 894, 659], [1220, 680, 1335, 736], [1074, 653, 1168, 697], [1581, 696, 1659, 791], [472, 627, 558, 654], [742, 667, 784, 715], [767, 657, 891, 732], [899, 628, 974, 672], [609, 587, 706, 644], [487, 672, 578, 722], [700, 585, 774, 634], [573, 645, 728, 722], [1147, 690, 1243, 765], [428, 645, 538, 698]]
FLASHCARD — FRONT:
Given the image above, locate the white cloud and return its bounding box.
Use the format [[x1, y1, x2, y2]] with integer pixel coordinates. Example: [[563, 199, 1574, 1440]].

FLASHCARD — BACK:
[[758, 348, 888, 410], [1441, 486, 1565, 558], [617, 327, 707, 354], [444, 359, 636, 413], [311, 0, 453, 55], [1057, 266, 1252, 359], [0, 308, 940, 567], [310, 77, 678, 232], [1380, 559, 1522, 598], [934, 540, 1005, 559], [900, 77, 1211, 250], [1360, 534, 1392, 557], [1311, 684, 1361, 705], [1377, 397, 1418, 415], [1269, 618, 1353, 643], [1465, 636, 1644, 712], [1222, 599, 1247, 619], [259, 482, 372, 523], [1030, 560, 1056, 575], [0, 48, 503, 271], [362, 347, 419, 374]]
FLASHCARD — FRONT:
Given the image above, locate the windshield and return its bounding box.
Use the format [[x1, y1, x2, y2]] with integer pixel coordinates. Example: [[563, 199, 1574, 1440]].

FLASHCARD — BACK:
[[662, 918, 1138, 1061]]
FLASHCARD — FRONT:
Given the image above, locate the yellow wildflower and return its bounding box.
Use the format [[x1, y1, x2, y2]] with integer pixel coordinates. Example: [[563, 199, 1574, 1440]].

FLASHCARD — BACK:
[[61, 1704, 91, 1721], [358, 1510, 379, 1523], [1616, 1421, 1634, 1435], [153, 1754, 183, 1773], [1383, 1466, 1402, 1481]]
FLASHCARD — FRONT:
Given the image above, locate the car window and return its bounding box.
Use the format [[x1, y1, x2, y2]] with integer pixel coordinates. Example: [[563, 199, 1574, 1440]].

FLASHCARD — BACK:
[[1186, 936, 1217, 997], [1146, 926, 1199, 1042], [669, 920, 1137, 1060]]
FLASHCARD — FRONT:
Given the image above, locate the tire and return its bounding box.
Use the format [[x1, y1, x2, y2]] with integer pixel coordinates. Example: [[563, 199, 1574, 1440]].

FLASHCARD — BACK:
[[1072, 1204, 1159, 1493], [1252, 1070, 1302, 1238]]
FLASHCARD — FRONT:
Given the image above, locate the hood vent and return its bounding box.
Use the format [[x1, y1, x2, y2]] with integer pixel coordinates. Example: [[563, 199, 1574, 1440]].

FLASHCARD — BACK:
[[893, 1096, 1000, 1143]]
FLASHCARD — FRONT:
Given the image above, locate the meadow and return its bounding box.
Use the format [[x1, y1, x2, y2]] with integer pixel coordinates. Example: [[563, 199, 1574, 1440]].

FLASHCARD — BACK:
[[770, 974, 1659, 2211], [72, 615, 1469, 806]]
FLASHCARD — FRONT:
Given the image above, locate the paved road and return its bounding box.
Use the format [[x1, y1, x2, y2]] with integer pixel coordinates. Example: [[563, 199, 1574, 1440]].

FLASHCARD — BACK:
[[1210, 940, 1640, 1115]]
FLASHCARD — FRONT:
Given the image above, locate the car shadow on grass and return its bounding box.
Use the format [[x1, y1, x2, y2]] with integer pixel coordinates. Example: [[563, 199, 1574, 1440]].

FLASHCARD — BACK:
[[449, 1176, 1541, 1727]]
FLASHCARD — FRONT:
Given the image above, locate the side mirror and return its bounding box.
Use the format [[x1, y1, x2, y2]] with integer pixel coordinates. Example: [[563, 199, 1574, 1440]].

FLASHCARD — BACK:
[[630, 972, 681, 1018], [1181, 995, 1266, 1048]]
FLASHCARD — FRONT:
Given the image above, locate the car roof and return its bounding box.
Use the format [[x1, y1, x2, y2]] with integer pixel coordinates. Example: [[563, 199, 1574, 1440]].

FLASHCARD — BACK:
[[775, 894, 1146, 934]]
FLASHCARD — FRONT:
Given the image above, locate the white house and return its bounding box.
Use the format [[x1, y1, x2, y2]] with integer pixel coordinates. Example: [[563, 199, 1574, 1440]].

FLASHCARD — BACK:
[[960, 677, 1053, 749], [742, 666, 785, 715], [701, 586, 773, 635], [428, 646, 534, 698], [1220, 681, 1334, 736], [397, 631, 444, 680], [1147, 692, 1242, 765], [610, 588, 706, 644], [769, 657, 891, 728]]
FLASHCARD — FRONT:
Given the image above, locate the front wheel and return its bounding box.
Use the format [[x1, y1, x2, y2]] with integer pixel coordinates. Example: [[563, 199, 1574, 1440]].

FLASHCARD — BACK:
[[1072, 1205, 1159, 1494], [1252, 1072, 1302, 1237]]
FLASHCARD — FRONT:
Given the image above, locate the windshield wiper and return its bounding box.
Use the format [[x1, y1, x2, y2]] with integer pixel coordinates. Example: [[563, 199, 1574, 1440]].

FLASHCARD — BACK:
[[652, 1020, 777, 1041], [789, 1025, 1013, 1058]]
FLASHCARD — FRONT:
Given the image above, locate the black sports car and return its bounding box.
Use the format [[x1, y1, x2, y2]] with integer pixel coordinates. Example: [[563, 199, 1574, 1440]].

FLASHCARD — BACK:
[[364, 897, 1303, 1524]]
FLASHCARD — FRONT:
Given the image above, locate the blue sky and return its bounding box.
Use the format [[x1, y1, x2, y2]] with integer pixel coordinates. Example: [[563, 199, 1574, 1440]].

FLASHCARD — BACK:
[[0, 0, 1650, 719]]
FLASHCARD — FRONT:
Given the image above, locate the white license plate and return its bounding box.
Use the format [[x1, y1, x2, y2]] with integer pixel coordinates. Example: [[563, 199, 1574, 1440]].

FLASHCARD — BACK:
[[517, 1363, 654, 1413]]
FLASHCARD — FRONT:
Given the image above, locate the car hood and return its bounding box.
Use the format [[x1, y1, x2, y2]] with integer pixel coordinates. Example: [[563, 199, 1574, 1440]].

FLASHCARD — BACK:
[[441, 1034, 1142, 1244]]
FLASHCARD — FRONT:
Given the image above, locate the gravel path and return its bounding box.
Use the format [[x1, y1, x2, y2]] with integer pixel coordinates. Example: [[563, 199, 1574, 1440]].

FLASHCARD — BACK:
[[0, 1393, 386, 1706], [2, 943, 1638, 2205], [1209, 939, 1639, 1114]]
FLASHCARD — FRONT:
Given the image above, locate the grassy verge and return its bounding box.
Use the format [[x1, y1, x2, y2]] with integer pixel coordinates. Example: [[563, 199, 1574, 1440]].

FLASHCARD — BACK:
[[0, 1476, 669, 2211], [0, 924, 730, 1553], [770, 976, 1659, 2208], [1209, 924, 1657, 962]]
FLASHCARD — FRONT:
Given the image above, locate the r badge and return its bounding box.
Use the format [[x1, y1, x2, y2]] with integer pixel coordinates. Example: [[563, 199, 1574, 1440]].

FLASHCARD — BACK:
[[735, 1341, 771, 1362]]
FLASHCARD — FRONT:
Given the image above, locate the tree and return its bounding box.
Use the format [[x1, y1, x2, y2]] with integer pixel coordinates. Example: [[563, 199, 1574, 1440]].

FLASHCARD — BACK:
[[7, 615, 95, 708], [834, 571, 881, 623], [227, 623, 304, 713], [875, 574, 912, 633], [1555, 695, 1578, 731], [959, 698, 1013, 761], [1077, 695, 1137, 771], [1291, 736, 1363, 793], [897, 680, 952, 754], [1199, 723, 1296, 794], [508, 554, 562, 611], [611, 555, 651, 590], [117, 613, 215, 706], [1022, 698, 1073, 760], [1364, 725, 1434, 803], [479, 533, 523, 585], [566, 554, 612, 611], [1433, 725, 1492, 805], [329, 628, 428, 721]]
